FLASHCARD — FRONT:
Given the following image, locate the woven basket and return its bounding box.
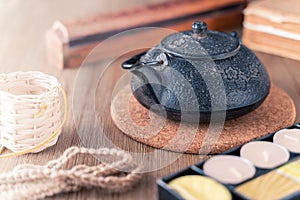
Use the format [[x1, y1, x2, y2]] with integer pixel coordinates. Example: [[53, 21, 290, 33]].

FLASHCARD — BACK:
[[0, 71, 63, 153]]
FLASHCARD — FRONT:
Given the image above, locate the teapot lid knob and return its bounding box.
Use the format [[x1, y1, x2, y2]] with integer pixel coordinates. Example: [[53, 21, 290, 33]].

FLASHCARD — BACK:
[[192, 21, 207, 37]]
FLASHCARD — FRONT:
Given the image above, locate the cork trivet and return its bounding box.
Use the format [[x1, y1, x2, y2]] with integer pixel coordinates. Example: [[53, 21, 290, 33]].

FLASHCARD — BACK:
[[111, 85, 296, 154]]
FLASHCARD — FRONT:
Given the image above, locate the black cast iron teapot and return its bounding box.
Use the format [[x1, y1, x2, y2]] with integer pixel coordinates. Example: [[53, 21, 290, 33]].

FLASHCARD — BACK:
[[122, 21, 270, 122]]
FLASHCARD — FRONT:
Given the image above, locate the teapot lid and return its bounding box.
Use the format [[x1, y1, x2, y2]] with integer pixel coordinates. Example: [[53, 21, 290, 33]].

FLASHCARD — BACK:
[[160, 21, 240, 60]]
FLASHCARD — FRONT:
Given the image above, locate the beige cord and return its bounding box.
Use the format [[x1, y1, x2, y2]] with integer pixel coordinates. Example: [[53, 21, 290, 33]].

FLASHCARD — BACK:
[[0, 86, 67, 158], [0, 146, 142, 200]]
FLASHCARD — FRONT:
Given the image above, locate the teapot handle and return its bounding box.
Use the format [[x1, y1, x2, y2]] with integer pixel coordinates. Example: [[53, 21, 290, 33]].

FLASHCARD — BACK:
[[122, 52, 163, 70]]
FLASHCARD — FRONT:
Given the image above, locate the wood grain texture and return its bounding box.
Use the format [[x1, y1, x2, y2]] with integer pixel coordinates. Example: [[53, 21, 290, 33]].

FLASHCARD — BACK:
[[242, 28, 300, 61], [0, 1, 300, 200]]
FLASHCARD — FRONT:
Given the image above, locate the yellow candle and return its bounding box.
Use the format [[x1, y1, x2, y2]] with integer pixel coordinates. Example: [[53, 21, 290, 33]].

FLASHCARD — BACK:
[[236, 159, 300, 199], [168, 175, 232, 200]]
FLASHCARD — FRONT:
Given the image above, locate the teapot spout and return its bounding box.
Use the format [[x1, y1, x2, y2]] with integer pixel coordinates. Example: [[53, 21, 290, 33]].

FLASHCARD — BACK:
[[122, 52, 164, 105], [121, 52, 144, 70], [122, 53, 163, 70]]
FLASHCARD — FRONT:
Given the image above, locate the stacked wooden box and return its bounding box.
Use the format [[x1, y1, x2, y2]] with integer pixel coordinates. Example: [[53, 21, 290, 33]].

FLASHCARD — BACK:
[[242, 0, 300, 61]]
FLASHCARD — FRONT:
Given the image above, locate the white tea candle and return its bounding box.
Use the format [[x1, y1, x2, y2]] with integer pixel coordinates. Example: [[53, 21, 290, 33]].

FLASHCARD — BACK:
[[240, 141, 289, 169], [273, 129, 300, 153], [203, 155, 256, 184]]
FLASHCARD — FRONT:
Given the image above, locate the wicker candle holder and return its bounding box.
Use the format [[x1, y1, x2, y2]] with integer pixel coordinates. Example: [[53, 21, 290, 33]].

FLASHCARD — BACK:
[[0, 71, 64, 154]]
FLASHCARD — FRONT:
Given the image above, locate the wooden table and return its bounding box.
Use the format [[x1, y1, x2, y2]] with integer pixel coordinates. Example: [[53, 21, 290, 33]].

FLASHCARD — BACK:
[[0, 1, 300, 199]]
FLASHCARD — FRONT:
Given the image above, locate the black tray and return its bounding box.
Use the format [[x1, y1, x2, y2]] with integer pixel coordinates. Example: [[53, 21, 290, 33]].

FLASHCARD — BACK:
[[157, 123, 300, 200]]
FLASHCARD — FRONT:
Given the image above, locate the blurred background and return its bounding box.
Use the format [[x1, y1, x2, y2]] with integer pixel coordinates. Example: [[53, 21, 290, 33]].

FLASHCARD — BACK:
[[0, 0, 168, 70]]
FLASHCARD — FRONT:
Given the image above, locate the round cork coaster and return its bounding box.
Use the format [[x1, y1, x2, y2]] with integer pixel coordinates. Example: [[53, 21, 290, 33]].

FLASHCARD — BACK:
[[111, 85, 296, 154]]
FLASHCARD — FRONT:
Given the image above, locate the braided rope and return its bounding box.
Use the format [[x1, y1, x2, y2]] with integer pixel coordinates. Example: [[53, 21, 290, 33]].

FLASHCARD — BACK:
[[0, 146, 142, 200]]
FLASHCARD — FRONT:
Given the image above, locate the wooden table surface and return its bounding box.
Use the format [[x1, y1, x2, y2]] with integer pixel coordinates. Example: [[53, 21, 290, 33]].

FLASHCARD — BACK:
[[1, 1, 300, 199]]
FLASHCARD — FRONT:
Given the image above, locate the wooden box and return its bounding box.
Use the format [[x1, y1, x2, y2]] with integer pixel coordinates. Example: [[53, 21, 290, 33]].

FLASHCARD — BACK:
[[46, 0, 247, 69], [242, 0, 300, 61]]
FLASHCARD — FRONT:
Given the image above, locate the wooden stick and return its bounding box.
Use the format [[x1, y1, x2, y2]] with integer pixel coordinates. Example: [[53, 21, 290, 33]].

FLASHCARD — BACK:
[[46, 0, 247, 69]]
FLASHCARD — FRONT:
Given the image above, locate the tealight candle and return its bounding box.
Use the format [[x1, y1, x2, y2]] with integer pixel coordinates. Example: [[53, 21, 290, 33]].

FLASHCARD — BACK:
[[203, 155, 256, 184], [168, 175, 232, 200], [273, 129, 300, 153], [236, 158, 300, 200], [240, 141, 289, 169]]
